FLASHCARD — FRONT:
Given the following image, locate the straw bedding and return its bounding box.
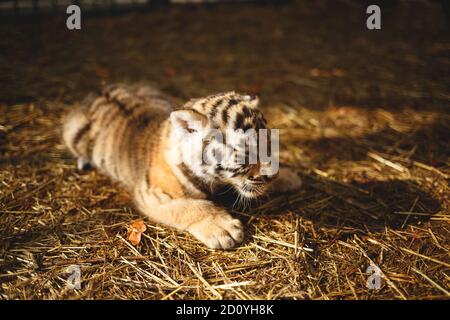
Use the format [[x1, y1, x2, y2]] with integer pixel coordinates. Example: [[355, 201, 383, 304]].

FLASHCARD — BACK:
[[0, 1, 448, 299]]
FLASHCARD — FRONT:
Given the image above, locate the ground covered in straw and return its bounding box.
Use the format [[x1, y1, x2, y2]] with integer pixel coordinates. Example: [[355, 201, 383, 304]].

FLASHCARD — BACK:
[[1, 1, 449, 299]]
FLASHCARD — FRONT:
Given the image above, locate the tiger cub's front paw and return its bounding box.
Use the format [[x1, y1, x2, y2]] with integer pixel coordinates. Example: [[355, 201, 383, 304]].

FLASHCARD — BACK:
[[188, 212, 244, 250]]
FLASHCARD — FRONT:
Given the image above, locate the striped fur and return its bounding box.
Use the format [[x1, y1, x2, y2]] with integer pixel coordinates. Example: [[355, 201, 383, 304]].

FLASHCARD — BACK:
[[62, 84, 301, 249]]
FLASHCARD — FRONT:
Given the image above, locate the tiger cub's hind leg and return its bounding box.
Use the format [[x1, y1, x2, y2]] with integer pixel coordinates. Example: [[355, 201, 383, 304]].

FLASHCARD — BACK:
[[62, 108, 92, 170]]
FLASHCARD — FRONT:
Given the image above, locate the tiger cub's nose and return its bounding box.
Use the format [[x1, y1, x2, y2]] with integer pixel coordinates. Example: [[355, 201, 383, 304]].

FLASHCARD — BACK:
[[248, 162, 278, 182]]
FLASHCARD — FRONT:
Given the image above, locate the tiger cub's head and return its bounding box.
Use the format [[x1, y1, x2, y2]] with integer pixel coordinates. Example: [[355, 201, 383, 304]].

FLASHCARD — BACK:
[[168, 92, 279, 199]]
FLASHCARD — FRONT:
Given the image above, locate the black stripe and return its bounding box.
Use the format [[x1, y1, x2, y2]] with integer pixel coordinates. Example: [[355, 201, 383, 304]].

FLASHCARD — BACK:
[[223, 166, 247, 173], [256, 118, 267, 129], [234, 113, 244, 130], [228, 99, 238, 106], [260, 114, 268, 127], [104, 86, 143, 116], [128, 111, 151, 130], [209, 98, 223, 120], [102, 84, 121, 98], [115, 99, 132, 115], [86, 134, 95, 161], [221, 107, 229, 124], [215, 163, 223, 173], [243, 123, 253, 132], [229, 166, 251, 177], [178, 163, 210, 195], [145, 170, 151, 188], [73, 123, 91, 149]]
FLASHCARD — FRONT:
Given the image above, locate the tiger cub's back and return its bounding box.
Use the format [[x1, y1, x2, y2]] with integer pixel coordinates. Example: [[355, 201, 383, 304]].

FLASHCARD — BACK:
[[62, 84, 173, 189]]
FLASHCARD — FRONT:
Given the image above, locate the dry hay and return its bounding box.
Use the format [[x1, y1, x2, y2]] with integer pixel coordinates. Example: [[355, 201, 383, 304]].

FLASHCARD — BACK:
[[0, 1, 449, 299]]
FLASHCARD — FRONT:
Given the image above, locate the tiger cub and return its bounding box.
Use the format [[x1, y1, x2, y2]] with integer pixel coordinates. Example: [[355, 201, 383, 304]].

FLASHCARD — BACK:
[[63, 84, 301, 249]]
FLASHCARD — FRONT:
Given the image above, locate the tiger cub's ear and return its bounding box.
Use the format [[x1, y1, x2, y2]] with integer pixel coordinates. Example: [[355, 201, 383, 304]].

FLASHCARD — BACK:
[[170, 109, 208, 135]]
